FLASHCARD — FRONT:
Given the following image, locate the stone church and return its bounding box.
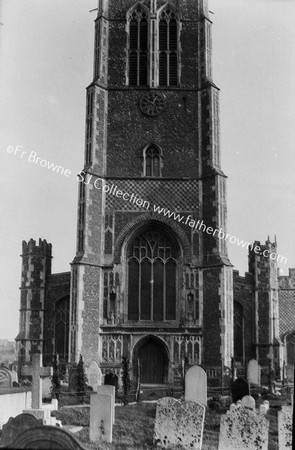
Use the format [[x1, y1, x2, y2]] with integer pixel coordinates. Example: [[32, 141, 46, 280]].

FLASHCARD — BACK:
[[16, 0, 295, 387]]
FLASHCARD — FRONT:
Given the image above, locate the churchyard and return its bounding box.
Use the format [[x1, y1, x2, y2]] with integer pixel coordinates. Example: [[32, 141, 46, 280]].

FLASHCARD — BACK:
[[0, 359, 293, 449]]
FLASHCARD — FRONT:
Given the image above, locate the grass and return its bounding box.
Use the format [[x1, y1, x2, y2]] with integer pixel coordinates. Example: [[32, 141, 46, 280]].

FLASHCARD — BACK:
[[53, 401, 280, 450]]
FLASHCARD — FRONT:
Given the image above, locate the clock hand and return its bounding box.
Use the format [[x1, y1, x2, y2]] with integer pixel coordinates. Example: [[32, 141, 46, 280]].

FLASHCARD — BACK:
[[146, 99, 155, 106]]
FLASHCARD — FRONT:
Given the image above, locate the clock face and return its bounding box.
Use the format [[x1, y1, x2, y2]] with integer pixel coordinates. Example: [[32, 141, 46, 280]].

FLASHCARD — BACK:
[[139, 92, 166, 117]]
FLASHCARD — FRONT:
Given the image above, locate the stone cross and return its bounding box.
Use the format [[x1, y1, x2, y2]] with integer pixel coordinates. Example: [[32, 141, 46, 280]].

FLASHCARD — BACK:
[[22, 353, 53, 409]]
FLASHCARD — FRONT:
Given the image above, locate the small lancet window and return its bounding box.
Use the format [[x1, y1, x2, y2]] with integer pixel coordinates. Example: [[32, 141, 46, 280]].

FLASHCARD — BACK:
[[158, 9, 179, 86], [144, 146, 161, 177], [128, 7, 149, 86]]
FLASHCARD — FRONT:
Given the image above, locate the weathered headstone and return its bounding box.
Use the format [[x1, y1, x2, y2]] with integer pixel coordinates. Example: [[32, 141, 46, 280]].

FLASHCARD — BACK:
[[278, 405, 292, 449], [218, 402, 269, 450], [90, 393, 113, 443], [97, 385, 115, 423], [231, 377, 249, 403], [154, 397, 205, 450], [22, 353, 53, 409], [185, 365, 207, 407], [0, 367, 12, 388], [87, 362, 102, 392], [7, 425, 87, 449], [1, 413, 43, 447], [247, 359, 261, 386]]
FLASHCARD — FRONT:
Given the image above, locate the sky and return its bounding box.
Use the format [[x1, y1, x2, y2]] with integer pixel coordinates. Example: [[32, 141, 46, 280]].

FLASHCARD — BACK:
[[0, 0, 295, 340]]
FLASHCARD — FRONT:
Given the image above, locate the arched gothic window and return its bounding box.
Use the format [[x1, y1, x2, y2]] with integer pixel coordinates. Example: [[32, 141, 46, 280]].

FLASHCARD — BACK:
[[128, 7, 149, 86], [234, 301, 244, 363], [55, 296, 70, 362], [159, 9, 179, 86], [144, 145, 161, 177], [128, 225, 178, 321]]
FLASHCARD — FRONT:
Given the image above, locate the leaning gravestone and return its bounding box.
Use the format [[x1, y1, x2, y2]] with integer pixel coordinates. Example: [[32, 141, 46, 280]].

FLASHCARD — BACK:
[[90, 392, 113, 443], [87, 362, 102, 392], [1, 413, 43, 447], [218, 397, 269, 450], [247, 359, 261, 386], [154, 397, 205, 450], [0, 367, 12, 388], [278, 405, 292, 449], [7, 425, 87, 449], [231, 377, 249, 403], [185, 365, 207, 407]]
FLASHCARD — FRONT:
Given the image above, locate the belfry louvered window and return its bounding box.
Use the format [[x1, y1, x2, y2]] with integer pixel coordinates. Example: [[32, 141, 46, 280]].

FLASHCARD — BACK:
[[128, 226, 178, 322], [159, 9, 178, 86], [128, 8, 149, 86]]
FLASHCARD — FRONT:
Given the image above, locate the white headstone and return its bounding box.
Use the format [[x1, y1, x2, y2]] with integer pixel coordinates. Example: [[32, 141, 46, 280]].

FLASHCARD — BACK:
[[97, 385, 115, 423], [87, 362, 102, 392], [185, 365, 207, 407], [241, 395, 255, 410], [154, 397, 205, 450], [247, 359, 261, 385], [263, 400, 269, 412], [259, 405, 267, 415], [10, 370, 18, 385], [90, 393, 113, 443], [218, 404, 269, 450], [278, 405, 292, 449]]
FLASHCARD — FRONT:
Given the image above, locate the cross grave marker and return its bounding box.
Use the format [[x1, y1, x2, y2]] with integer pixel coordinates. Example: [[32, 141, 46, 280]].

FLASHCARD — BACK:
[[22, 353, 53, 409]]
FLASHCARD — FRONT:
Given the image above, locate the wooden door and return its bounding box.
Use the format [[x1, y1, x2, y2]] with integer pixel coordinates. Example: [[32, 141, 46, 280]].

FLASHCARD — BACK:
[[139, 341, 166, 384]]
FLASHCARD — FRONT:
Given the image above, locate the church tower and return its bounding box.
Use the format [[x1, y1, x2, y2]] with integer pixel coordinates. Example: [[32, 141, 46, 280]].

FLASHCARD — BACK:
[[70, 0, 233, 386]]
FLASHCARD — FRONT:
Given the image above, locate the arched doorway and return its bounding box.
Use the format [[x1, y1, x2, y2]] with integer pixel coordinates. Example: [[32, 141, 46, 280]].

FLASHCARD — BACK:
[[134, 336, 168, 384]]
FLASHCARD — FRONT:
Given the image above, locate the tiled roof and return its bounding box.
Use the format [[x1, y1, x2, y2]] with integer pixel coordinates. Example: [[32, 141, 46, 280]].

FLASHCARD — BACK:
[[279, 290, 295, 337]]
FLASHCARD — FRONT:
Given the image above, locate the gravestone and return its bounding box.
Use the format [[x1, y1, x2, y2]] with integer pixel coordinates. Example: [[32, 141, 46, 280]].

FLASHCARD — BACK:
[[154, 397, 205, 449], [185, 365, 207, 407], [231, 377, 249, 403], [0, 367, 12, 388], [87, 362, 102, 392], [247, 359, 261, 385], [7, 425, 87, 449], [218, 401, 269, 450], [10, 370, 18, 385], [1, 413, 43, 447], [278, 406, 292, 449], [259, 400, 269, 415], [97, 385, 115, 423], [241, 395, 255, 410], [22, 353, 53, 409], [90, 392, 113, 443]]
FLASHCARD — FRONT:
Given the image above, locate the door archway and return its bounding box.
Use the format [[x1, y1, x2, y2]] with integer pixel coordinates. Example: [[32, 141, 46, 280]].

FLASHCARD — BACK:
[[133, 336, 168, 384]]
